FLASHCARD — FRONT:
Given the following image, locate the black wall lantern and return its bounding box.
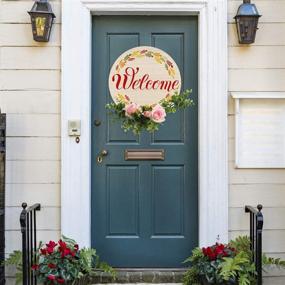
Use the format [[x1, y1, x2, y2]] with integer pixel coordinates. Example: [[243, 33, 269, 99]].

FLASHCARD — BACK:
[[234, 0, 261, 44], [28, 0, 55, 42]]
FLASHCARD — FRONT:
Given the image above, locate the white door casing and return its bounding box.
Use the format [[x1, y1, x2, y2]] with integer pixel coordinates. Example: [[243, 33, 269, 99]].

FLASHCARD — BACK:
[[61, 0, 228, 248]]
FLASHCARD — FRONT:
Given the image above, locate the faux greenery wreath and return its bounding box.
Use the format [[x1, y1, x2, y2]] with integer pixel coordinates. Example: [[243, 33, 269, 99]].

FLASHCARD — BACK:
[[106, 89, 194, 135]]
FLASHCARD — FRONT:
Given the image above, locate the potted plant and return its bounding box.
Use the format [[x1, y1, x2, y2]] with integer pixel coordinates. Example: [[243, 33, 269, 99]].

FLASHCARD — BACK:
[[183, 236, 259, 285], [183, 236, 285, 285], [31, 236, 114, 285]]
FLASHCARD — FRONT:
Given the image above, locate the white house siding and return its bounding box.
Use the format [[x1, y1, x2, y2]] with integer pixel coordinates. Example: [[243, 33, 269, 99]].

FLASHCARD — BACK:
[[228, 0, 285, 260], [0, 0, 285, 276], [0, 0, 62, 267]]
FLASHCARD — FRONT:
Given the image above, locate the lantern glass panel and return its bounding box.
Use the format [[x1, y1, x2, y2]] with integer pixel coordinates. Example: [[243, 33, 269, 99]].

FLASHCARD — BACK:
[[236, 16, 259, 44], [30, 12, 54, 42], [35, 16, 46, 36]]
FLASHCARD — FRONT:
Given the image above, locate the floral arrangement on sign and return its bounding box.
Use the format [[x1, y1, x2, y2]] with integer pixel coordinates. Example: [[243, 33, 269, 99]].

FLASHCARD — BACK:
[[108, 46, 194, 135], [106, 89, 194, 135], [31, 236, 115, 285], [183, 236, 285, 285]]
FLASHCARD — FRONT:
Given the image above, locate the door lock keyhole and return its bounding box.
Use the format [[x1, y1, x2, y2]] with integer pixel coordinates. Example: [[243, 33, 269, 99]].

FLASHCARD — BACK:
[[97, 149, 108, 164]]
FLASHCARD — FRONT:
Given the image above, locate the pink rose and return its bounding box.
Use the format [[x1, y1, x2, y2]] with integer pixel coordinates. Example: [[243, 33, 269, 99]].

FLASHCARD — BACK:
[[143, 111, 152, 118], [125, 103, 139, 117], [151, 104, 166, 123]]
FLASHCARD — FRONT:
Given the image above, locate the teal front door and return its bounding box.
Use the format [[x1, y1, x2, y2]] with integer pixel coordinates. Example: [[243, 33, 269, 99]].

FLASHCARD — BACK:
[[91, 16, 198, 267]]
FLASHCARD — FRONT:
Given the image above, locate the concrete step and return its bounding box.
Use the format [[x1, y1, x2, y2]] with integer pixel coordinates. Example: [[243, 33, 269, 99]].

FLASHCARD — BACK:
[[90, 269, 185, 284], [5, 267, 285, 284]]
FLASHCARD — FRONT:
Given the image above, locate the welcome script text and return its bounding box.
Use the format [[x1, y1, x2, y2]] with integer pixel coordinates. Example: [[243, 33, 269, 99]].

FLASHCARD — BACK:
[[112, 67, 180, 92]]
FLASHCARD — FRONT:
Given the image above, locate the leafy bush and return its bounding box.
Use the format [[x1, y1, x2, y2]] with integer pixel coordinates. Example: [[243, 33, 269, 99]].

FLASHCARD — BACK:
[[183, 236, 285, 285], [5, 235, 115, 285], [3, 250, 22, 285]]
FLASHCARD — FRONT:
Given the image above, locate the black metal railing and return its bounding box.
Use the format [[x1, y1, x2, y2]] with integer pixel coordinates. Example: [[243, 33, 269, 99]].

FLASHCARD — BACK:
[[20, 202, 41, 285], [0, 111, 6, 284], [245, 204, 264, 285]]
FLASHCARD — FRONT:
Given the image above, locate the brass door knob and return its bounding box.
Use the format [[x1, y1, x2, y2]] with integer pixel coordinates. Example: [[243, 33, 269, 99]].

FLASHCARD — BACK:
[[101, 149, 108, 156]]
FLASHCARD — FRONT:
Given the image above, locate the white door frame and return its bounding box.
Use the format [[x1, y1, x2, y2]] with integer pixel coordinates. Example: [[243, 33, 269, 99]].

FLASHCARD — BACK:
[[61, 0, 228, 248]]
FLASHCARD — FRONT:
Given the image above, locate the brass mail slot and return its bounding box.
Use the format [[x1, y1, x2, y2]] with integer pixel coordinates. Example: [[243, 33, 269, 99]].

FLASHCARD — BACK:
[[125, 149, 165, 161]]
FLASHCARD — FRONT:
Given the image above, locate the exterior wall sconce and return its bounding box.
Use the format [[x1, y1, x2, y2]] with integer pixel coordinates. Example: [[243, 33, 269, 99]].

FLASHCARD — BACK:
[[28, 0, 56, 42], [234, 0, 261, 44]]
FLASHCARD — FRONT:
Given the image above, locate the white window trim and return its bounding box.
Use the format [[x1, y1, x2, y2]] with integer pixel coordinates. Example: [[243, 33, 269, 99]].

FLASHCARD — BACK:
[[61, 0, 228, 248]]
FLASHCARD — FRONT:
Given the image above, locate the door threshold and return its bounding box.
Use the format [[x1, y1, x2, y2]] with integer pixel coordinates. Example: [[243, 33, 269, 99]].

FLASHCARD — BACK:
[[91, 268, 186, 283]]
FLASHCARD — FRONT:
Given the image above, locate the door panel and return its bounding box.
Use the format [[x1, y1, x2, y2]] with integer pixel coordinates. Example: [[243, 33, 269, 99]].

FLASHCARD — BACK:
[[107, 166, 139, 236], [152, 166, 184, 236], [92, 16, 198, 267]]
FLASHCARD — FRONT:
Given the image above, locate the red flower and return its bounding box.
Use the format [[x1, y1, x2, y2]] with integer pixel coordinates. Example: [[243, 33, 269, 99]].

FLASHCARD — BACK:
[[47, 247, 54, 254], [61, 248, 71, 258], [202, 246, 217, 261], [74, 244, 79, 251], [31, 264, 39, 270], [48, 263, 57, 269], [215, 244, 225, 256], [46, 240, 57, 248], [58, 240, 67, 250], [57, 278, 65, 284], [47, 241, 57, 254], [40, 248, 47, 255], [47, 274, 56, 281]]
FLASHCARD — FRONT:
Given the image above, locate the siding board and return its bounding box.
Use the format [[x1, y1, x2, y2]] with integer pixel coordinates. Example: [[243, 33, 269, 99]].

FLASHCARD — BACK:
[[6, 137, 60, 160], [0, 47, 60, 70], [5, 184, 60, 207], [228, 23, 285, 47], [229, 163, 285, 184], [0, 70, 60, 90], [5, 206, 60, 231], [0, 24, 61, 47], [229, 69, 285, 91], [6, 161, 60, 184], [6, 114, 60, 137], [5, 230, 60, 253], [229, 184, 285, 207], [229, 46, 285, 69], [0, 91, 60, 114], [230, 207, 285, 230]]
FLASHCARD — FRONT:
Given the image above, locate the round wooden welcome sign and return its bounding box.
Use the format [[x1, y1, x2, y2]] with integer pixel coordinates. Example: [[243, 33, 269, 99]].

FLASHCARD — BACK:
[[108, 46, 182, 106]]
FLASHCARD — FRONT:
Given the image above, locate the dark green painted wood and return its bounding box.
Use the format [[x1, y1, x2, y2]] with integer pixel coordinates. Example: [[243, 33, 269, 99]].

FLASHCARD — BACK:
[[91, 16, 198, 268]]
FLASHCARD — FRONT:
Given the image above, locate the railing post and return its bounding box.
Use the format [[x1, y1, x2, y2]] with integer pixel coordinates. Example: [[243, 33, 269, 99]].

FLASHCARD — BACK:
[[20, 203, 41, 285], [0, 111, 6, 284], [245, 204, 264, 285], [20, 203, 28, 285], [256, 204, 263, 285]]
